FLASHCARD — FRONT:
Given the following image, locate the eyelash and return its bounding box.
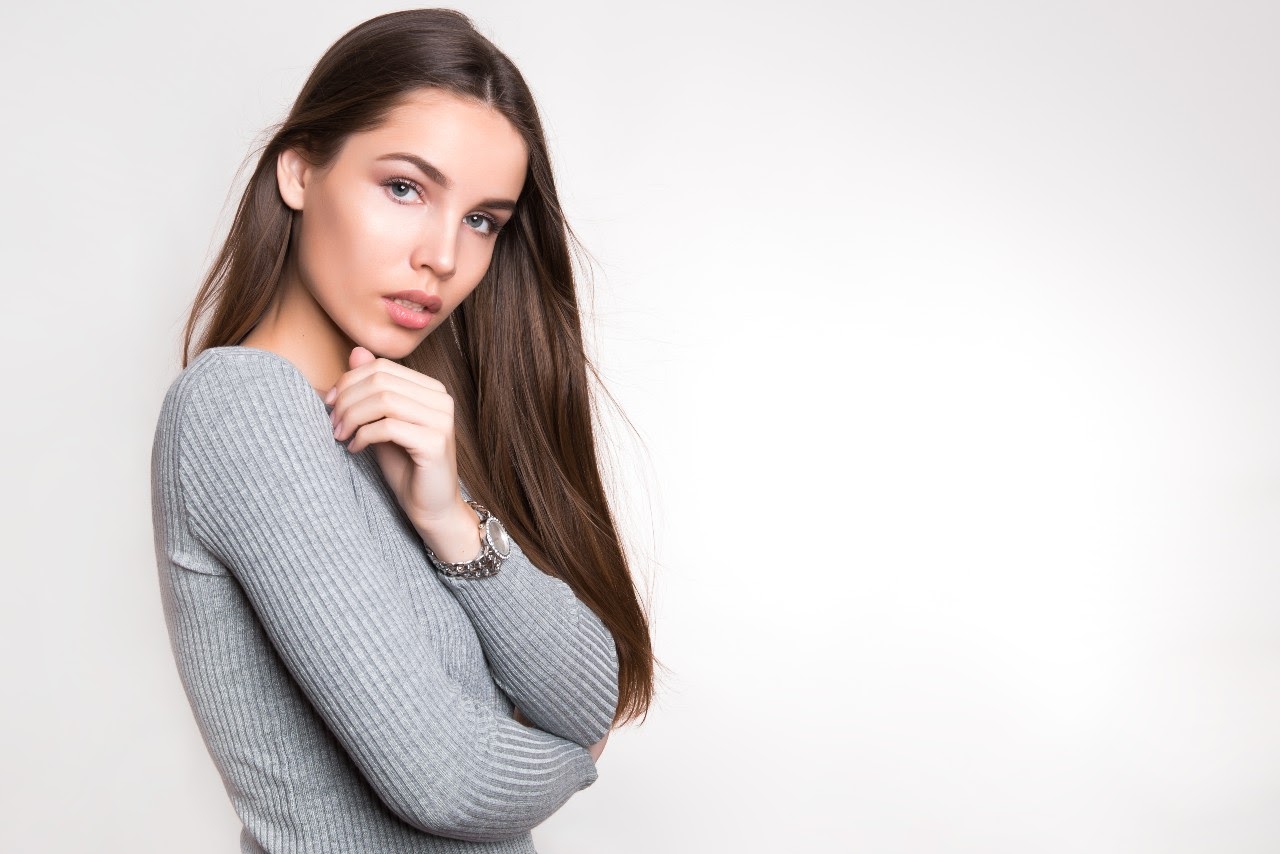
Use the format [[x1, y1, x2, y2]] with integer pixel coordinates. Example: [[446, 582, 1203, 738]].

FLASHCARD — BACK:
[[381, 177, 502, 237]]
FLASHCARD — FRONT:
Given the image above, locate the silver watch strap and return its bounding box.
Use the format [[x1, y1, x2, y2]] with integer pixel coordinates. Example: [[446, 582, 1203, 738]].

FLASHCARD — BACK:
[[423, 501, 505, 579]]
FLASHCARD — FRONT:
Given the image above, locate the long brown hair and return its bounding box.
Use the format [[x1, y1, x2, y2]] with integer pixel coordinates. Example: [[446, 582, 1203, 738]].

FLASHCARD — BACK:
[[182, 8, 653, 724]]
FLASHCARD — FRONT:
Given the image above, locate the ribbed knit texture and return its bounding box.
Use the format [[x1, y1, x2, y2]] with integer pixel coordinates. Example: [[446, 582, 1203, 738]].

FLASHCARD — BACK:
[[150, 346, 619, 853]]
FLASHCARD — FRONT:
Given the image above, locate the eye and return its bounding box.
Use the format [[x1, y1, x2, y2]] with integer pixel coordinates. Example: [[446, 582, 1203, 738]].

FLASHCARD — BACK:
[[464, 212, 499, 236], [383, 178, 423, 204]]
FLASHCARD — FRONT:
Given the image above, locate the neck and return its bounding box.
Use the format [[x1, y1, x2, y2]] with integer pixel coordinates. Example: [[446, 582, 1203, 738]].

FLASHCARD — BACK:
[[238, 265, 355, 394]]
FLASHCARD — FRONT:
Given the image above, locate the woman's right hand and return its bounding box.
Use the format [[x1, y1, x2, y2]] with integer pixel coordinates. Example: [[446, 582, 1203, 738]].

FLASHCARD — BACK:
[[329, 346, 480, 561]]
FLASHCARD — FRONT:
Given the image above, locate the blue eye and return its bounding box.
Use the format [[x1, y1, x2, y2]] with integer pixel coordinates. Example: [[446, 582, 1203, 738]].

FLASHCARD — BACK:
[[464, 213, 498, 236], [384, 178, 422, 203]]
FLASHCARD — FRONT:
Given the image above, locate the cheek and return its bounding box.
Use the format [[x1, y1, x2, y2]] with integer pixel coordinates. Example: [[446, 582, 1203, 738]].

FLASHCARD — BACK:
[[456, 240, 499, 291], [299, 189, 414, 285]]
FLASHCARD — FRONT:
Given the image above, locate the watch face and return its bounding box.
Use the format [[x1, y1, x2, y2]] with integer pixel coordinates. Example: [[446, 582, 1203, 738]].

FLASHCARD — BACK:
[[485, 517, 513, 558]]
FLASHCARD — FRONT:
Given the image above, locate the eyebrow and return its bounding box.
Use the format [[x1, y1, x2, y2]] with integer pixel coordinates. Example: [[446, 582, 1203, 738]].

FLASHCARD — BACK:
[[376, 152, 519, 211]]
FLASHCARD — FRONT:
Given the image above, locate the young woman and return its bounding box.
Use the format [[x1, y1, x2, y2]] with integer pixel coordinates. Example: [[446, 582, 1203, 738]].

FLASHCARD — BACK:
[[150, 9, 653, 852]]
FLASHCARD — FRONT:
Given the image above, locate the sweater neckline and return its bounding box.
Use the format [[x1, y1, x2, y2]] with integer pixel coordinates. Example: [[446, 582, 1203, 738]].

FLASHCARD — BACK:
[[211, 345, 334, 408]]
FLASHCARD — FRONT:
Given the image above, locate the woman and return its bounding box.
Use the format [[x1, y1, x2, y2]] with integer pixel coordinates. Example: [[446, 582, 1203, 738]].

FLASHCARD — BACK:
[[150, 9, 654, 852]]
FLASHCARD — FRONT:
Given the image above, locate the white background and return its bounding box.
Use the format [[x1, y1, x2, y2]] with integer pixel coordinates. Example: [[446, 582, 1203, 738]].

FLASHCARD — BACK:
[[2, 1, 1278, 851]]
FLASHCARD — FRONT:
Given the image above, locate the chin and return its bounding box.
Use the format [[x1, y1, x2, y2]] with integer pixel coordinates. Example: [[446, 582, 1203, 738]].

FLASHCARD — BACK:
[[361, 327, 432, 361]]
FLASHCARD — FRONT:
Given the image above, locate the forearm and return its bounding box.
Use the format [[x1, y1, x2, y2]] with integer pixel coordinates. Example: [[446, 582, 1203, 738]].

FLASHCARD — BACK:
[[437, 541, 620, 747], [412, 490, 621, 746]]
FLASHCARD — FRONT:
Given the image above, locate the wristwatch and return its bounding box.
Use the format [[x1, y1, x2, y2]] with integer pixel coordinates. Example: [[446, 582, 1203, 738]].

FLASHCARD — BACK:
[[423, 500, 513, 579]]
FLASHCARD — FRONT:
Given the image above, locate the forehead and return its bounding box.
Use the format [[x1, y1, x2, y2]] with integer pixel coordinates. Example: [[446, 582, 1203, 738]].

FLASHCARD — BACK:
[[342, 88, 528, 192]]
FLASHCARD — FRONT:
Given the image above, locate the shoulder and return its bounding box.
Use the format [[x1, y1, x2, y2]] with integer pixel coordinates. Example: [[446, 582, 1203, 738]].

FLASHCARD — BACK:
[[166, 345, 313, 402], [162, 346, 318, 415], [157, 346, 329, 454]]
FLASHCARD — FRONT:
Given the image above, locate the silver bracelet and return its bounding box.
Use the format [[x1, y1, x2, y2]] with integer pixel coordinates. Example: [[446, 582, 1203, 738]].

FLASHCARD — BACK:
[[423, 500, 512, 579]]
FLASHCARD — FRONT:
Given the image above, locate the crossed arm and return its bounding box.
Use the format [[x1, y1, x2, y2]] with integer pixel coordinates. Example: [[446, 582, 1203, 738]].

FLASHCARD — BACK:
[[171, 350, 617, 841]]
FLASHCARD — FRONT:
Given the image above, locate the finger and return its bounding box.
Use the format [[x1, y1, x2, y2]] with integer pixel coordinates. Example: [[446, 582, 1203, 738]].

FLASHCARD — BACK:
[[344, 369, 453, 409], [348, 346, 377, 371], [346, 417, 452, 458], [334, 391, 453, 443], [325, 348, 383, 404], [333, 354, 447, 397], [331, 374, 454, 430]]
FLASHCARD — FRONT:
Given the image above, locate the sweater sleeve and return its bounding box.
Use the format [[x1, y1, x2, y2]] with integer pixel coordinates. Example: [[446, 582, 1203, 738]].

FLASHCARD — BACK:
[[436, 537, 621, 748], [171, 352, 597, 842]]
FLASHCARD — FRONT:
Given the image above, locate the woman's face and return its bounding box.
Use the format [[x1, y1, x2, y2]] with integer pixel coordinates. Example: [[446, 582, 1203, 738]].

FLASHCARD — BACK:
[[276, 87, 529, 360]]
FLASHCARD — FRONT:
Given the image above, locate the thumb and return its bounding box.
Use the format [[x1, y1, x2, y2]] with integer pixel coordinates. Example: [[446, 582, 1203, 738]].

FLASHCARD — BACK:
[[349, 345, 376, 370]]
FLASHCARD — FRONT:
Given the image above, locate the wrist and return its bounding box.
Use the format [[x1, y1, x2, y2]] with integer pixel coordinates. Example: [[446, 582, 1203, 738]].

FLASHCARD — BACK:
[[421, 499, 513, 579], [415, 497, 482, 564]]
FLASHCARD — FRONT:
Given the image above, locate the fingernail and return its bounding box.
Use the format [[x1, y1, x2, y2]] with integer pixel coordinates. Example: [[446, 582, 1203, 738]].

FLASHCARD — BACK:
[[333, 420, 343, 439], [324, 386, 337, 405]]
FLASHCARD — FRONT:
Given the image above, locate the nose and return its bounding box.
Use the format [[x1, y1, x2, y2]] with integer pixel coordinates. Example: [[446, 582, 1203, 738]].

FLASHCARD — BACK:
[[410, 212, 458, 280]]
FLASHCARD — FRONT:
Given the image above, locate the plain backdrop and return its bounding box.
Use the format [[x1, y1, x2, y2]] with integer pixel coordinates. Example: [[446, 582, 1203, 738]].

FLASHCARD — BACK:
[[2, 1, 1278, 851]]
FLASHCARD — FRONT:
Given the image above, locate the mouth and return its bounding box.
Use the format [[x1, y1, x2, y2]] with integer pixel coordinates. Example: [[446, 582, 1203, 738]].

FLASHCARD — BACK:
[[385, 290, 444, 313], [383, 291, 443, 331]]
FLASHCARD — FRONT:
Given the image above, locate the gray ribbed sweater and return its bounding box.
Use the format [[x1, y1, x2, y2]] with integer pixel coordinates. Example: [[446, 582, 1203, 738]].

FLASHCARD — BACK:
[[150, 346, 619, 853]]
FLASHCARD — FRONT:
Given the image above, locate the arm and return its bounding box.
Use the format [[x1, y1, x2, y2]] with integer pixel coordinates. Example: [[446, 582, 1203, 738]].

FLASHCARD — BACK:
[[435, 530, 620, 748], [170, 352, 596, 842], [322, 346, 620, 748]]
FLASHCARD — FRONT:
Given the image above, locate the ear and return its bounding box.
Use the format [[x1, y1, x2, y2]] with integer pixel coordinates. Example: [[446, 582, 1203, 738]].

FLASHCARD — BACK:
[[276, 148, 312, 211]]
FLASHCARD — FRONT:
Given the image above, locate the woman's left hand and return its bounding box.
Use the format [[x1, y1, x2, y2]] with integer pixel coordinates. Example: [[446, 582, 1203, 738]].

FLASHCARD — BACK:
[[327, 346, 476, 557], [513, 706, 611, 762]]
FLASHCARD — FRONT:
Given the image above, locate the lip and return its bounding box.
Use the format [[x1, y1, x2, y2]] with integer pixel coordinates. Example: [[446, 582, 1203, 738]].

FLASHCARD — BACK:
[[383, 291, 442, 330], [385, 290, 444, 313]]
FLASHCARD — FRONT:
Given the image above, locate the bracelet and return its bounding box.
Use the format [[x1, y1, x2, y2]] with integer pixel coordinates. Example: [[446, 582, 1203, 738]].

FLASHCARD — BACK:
[[422, 500, 511, 579]]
